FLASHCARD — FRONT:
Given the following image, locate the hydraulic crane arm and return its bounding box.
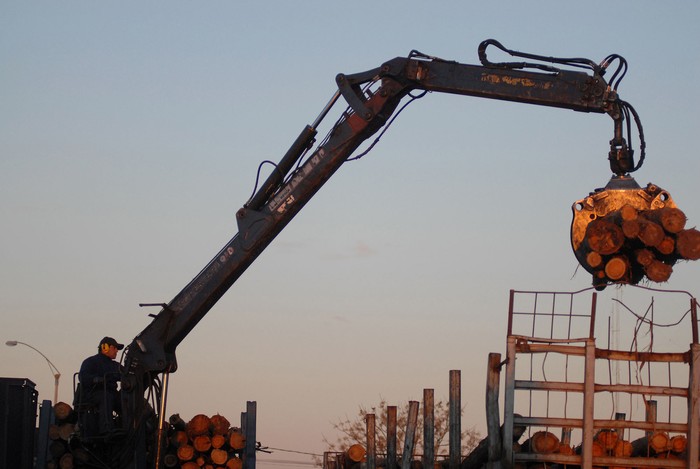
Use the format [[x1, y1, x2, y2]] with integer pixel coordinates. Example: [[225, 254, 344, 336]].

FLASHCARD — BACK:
[[116, 41, 654, 469], [70, 40, 700, 469], [124, 40, 635, 377]]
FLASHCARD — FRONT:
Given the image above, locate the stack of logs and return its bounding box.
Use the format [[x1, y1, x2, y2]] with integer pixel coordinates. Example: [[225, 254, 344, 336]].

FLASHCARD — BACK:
[[523, 429, 689, 467], [164, 413, 245, 469], [580, 206, 700, 285], [46, 402, 85, 469]]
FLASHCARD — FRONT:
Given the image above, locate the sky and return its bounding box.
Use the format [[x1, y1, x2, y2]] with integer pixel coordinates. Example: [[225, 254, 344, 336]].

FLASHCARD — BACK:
[[1, 2, 699, 468]]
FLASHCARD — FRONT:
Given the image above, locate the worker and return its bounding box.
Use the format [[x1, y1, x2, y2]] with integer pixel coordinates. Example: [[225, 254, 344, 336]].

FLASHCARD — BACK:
[[77, 336, 124, 434]]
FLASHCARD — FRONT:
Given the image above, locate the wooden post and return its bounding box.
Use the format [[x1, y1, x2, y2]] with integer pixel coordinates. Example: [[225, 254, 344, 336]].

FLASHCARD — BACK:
[[401, 401, 419, 469], [387, 407, 397, 469], [581, 339, 595, 469], [244, 401, 256, 469], [691, 297, 698, 346], [687, 344, 700, 468], [423, 389, 435, 469], [485, 354, 502, 469], [366, 414, 376, 469], [366, 413, 376, 469], [645, 400, 657, 438], [589, 292, 597, 339], [502, 337, 516, 469], [449, 370, 461, 469]]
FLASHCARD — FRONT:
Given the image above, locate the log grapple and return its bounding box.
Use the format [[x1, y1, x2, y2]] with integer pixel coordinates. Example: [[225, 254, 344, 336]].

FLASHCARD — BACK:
[[571, 175, 699, 289]]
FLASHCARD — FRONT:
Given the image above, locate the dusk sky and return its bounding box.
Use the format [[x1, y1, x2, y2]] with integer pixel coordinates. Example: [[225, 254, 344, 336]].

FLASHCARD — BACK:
[[2, 2, 699, 468]]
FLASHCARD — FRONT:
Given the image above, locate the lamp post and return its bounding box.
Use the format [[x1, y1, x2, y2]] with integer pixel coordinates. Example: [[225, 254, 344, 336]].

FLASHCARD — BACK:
[[5, 340, 61, 404]]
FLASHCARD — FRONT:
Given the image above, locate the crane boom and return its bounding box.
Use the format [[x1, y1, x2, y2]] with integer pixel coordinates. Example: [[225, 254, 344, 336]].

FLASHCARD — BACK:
[[125, 46, 625, 377], [90, 39, 667, 469]]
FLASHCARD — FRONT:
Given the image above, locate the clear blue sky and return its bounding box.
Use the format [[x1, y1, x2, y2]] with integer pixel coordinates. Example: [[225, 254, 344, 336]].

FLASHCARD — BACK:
[[2, 2, 699, 467]]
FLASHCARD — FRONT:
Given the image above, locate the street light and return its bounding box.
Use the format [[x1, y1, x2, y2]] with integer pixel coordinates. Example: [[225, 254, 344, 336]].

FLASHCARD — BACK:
[[5, 340, 61, 404]]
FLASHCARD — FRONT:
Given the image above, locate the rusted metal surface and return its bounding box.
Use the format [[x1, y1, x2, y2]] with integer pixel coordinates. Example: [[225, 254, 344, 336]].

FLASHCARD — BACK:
[[366, 413, 375, 469], [596, 348, 690, 363], [486, 354, 502, 467], [387, 407, 397, 469], [449, 371, 461, 469], [502, 287, 700, 469], [686, 344, 700, 466], [401, 402, 418, 469], [515, 452, 687, 468], [422, 390, 434, 469]]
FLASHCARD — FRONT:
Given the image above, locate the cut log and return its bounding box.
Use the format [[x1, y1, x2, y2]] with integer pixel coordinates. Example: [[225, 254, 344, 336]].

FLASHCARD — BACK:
[[210, 448, 228, 465], [558, 443, 574, 455], [677, 228, 700, 260], [638, 220, 665, 247], [171, 430, 189, 447], [613, 439, 632, 457], [595, 429, 619, 450], [605, 257, 628, 281], [622, 219, 641, 239], [346, 443, 366, 462], [636, 249, 656, 267], [586, 218, 625, 255], [210, 413, 231, 435], [211, 434, 227, 449], [669, 434, 687, 453], [649, 431, 670, 453], [182, 462, 199, 469], [163, 453, 179, 468], [529, 431, 559, 454], [193, 434, 212, 453], [71, 447, 91, 465], [645, 260, 673, 283], [228, 428, 245, 450], [460, 416, 525, 469], [48, 424, 61, 440], [177, 444, 195, 462], [58, 423, 75, 441], [59, 452, 74, 469], [196, 455, 207, 466], [49, 440, 67, 459], [187, 414, 212, 438], [53, 402, 74, 422], [586, 251, 603, 269], [227, 456, 243, 469], [645, 207, 686, 234], [591, 440, 605, 457], [656, 236, 675, 255], [621, 204, 638, 221]]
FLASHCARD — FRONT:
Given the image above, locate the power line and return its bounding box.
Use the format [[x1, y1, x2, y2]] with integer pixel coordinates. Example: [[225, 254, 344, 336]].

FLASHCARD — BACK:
[[266, 447, 322, 457], [257, 458, 317, 467]]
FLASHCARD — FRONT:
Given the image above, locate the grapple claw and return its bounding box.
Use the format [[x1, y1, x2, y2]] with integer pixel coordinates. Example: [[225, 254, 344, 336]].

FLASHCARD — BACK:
[[571, 176, 698, 289]]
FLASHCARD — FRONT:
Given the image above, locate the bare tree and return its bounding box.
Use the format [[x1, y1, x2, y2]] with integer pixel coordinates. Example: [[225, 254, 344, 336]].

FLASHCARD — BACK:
[[318, 398, 480, 465]]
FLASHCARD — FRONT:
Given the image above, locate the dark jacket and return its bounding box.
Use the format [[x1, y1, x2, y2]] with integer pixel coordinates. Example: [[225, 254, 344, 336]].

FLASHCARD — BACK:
[[78, 353, 121, 405]]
